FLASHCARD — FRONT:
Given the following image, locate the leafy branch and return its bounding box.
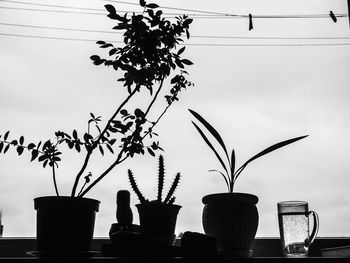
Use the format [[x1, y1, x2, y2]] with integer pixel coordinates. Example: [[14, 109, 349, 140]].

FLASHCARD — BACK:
[[0, 0, 193, 197]]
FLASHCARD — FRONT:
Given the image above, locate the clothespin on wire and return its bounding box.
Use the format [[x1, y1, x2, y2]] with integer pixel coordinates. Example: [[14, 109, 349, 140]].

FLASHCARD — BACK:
[[249, 14, 253, 30], [329, 11, 337, 22]]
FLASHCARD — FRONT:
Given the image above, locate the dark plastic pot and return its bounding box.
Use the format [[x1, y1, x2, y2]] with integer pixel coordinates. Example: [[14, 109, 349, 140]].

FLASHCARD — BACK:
[[34, 196, 100, 252], [202, 192, 259, 256], [136, 203, 181, 246]]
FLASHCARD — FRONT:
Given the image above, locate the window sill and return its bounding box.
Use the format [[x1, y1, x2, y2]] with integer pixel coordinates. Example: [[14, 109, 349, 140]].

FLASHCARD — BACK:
[[0, 237, 349, 261]]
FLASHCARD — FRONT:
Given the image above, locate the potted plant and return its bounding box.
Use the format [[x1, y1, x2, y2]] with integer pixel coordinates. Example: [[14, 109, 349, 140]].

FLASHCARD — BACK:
[[128, 155, 181, 247], [189, 109, 308, 256], [0, 1, 193, 254]]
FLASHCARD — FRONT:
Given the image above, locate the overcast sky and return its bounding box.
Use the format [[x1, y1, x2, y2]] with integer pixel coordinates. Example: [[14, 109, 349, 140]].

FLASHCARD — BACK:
[[1, 0, 350, 238]]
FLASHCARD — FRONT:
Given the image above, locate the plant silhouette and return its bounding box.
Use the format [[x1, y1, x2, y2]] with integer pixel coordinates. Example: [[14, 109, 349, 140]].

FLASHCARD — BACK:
[[128, 155, 181, 205], [0, 1, 193, 197], [189, 109, 308, 192]]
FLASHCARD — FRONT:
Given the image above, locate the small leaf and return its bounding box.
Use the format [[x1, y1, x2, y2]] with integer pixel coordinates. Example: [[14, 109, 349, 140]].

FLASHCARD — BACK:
[[75, 143, 81, 152], [43, 159, 48, 168], [181, 59, 193, 65], [99, 145, 104, 156], [19, 136, 24, 145], [38, 155, 46, 162], [146, 3, 159, 8], [177, 46, 185, 55], [147, 147, 155, 156], [106, 144, 114, 154], [96, 41, 106, 45], [3, 144, 10, 153], [11, 140, 18, 146], [90, 55, 100, 62], [73, 130, 78, 140], [31, 150, 39, 162], [28, 143, 36, 150], [104, 4, 116, 15], [0, 142, 4, 153], [4, 131, 10, 141], [139, 0, 146, 7], [16, 146, 24, 155]]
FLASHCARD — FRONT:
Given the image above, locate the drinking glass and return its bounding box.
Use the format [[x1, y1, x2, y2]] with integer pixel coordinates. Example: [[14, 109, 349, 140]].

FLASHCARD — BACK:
[[277, 201, 319, 257]]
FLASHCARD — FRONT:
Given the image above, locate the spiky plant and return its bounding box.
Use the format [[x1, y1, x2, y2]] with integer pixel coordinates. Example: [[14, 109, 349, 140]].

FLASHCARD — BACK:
[[128, 155, 181, 205]]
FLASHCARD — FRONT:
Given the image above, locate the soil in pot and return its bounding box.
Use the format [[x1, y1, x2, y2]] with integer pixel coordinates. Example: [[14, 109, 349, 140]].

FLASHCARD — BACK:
[[34, 196, 100, 252]]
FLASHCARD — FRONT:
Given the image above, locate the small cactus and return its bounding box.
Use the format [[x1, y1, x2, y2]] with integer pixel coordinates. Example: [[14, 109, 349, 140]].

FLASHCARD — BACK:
[[128, 155, 181, 205]]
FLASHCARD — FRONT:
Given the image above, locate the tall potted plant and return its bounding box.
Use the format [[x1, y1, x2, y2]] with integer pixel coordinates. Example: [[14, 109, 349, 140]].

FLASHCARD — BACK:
[[0, 1, 193, 254], [128, 155, 181, 247], [189, 109, 308, 256]]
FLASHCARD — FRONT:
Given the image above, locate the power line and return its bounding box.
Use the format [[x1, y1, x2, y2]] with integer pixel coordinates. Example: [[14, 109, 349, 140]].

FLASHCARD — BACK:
[[1, 22, 350, 40], [103, 0, 348, 19], [0, 22, 120, 34], [0, 0, 103, 12], [1, 32, 350, 46], [0, 6, 106, 15], [1, 1, 347, 20]]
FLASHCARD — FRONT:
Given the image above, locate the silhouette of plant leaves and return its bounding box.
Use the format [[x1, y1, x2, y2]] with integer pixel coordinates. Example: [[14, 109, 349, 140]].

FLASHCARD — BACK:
[[234, 135, 309, 181], [190, 121, 229, 177], [189, 109, 230, 164]]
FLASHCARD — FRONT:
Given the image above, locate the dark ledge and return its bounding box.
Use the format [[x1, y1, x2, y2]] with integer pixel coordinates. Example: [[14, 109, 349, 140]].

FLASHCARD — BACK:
[[0, 237, 349, 262]]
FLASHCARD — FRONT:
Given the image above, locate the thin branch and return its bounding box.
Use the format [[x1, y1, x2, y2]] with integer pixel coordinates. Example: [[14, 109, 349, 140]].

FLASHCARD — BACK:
[[78, 148, 125, 197], [144, 77, 165, 117], [71, 86, 139, 197], [52, 163, 60, 196]]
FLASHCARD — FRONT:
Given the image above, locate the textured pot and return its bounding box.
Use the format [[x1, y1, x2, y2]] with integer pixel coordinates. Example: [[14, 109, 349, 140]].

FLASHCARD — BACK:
[[202, 192, 259, 255], [34, 196, 100, 252], [136, 203, 181, 246]]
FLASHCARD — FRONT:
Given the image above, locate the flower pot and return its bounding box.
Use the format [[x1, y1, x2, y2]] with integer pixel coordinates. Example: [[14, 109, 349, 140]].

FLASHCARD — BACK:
[[34, 196, 100, 252], [202, 192, 259, 256], [136, 203, 181, 247]]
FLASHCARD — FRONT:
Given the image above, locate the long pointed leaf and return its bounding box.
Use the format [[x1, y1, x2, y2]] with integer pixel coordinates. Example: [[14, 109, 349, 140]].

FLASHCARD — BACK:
[[191, 121, 229, 177], [235, 135, 308, 181], [189, 109, 230, 164], [209, 169, 230, 191], [229, 149, 236, 191]]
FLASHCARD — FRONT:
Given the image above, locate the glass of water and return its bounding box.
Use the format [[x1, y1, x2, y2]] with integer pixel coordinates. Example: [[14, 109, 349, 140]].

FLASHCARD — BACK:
[[277, 201, 319, 257]]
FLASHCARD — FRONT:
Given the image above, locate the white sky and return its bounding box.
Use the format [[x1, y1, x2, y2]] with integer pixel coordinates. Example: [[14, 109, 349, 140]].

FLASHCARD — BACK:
[[0, 0, 350, 238]]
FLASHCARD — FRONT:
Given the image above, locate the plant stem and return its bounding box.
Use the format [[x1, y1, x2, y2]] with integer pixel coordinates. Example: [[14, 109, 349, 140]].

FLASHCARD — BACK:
[[71, 86, 139, 197], [78, 148, 125, 197], [144, 77, 165, 117], [52, 163, 60, 197]]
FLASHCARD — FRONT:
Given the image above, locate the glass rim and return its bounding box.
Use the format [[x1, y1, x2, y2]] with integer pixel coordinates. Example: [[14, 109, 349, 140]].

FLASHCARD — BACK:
[[277, 200, 308, 207]]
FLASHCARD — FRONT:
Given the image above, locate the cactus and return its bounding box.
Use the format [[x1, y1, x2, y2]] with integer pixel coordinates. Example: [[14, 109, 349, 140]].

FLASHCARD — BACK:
[[128, 155, 181, 205], [157, 155, 165, 203], [128, 169, 147, 204]]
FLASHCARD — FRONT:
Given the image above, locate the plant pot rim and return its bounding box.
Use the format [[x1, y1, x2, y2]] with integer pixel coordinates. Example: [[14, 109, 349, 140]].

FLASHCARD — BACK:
[[136, 203, 182, 209], [34, 196, 100, 211], [202, 192, 258, 205]]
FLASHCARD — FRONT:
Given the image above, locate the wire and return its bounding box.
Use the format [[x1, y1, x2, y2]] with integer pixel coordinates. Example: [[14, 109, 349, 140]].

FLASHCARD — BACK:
[[0, 0, 104, 11], [1, 22, 350, 40], [1, 32, 350, 46], [1, 1, 347, 19], [0, 6, 106, 15], [103, 0, 349, 19], [0, 22, 120, 34]]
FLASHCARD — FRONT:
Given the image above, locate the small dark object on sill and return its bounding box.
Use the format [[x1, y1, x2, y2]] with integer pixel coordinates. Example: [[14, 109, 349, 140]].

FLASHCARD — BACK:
[[102, 229, 217, 257]]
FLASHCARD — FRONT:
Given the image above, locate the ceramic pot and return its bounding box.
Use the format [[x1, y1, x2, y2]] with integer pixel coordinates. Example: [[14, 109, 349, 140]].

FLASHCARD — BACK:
[[34, 196, 100, 252], [136, 203, 181, 246], [202, 192, 259, 256]]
